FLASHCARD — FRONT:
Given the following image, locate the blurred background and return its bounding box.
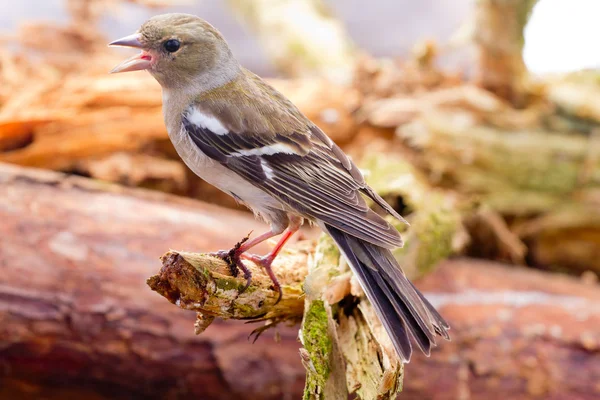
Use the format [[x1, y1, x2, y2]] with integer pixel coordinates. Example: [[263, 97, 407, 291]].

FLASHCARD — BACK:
[[0, 0, 472, 74], [0, 0, 599, 399]]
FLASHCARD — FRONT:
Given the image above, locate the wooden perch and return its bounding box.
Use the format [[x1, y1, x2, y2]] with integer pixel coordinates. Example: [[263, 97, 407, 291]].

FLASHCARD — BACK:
[[1, 164, 599, 399], [148, 249, 307, 324], [148, 238, 404, 400], [150, 246, 600, 400]]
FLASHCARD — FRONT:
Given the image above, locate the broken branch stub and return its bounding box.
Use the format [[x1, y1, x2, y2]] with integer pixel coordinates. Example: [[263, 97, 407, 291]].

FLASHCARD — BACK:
[[148, 235, 404, 399], [147, 249, 308, 327]]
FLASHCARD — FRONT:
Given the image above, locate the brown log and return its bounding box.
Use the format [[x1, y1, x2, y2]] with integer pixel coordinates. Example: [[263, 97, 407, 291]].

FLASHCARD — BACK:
[[408, 259, 600, 400], [1, 163, 599, 399], [0, 163, 305, 400]]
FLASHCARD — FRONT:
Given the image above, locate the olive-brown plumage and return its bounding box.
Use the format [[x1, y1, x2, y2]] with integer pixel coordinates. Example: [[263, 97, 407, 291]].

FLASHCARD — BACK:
[[109, 13, 449, 362]]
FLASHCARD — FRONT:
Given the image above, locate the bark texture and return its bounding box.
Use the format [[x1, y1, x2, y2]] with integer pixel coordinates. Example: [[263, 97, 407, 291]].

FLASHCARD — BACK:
[[0, 163, 304, 400], [405, 259, 600, 400]]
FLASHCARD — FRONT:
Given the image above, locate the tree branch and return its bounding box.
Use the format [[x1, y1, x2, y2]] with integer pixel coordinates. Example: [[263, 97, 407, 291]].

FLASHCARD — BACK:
[[148, 249, 307, 324]]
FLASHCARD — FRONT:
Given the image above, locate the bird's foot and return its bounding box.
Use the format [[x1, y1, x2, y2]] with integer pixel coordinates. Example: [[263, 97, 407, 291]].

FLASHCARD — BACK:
[[208, 236, 252, 292], [241, 253, 282, 304]]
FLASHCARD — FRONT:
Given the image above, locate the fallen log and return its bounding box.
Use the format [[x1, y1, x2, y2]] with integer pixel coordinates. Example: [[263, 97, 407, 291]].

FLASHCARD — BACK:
[[1, 163, 599, 399], [407, 259, 600, 400], [0, 163, 305, 400]]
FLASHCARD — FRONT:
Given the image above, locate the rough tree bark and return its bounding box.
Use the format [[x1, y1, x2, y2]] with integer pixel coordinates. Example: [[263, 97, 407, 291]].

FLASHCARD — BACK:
[[406, 260, 600, 400], [0, 163, 305, 400]]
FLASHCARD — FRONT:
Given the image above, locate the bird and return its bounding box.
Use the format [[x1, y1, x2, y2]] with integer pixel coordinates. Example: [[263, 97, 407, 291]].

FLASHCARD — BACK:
[[109, 13, 449, 362]]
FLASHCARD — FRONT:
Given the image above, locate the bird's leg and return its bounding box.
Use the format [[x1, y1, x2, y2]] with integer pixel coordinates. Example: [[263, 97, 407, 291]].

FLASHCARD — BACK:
[[241, 216, 302, 304], [208, 228, 284, 291]]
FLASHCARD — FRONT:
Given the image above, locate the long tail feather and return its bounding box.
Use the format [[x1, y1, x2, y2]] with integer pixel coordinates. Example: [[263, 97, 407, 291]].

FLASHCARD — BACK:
[[322, 223, 450, 362]]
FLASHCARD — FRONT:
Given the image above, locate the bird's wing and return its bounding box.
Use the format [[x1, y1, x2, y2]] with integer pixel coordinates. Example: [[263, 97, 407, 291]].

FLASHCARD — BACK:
[[182, 102, 405, 249]]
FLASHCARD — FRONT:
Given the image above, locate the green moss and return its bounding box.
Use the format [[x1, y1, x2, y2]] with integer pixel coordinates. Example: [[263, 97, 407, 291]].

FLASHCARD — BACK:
[[315, 235, 341, 267], [303, 300, 332, 397], [302, 237, 340, 398], [234, 302, 259, 316], [413, 205, 459, 274], [213, 276, 255, 293]]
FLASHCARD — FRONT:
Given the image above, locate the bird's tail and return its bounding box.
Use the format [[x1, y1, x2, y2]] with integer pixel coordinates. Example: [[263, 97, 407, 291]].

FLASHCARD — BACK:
[[322, 224, 450, 362]]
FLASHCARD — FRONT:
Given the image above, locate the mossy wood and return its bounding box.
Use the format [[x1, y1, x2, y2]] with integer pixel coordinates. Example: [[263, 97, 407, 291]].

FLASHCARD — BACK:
[[148, 236, 405, 399]]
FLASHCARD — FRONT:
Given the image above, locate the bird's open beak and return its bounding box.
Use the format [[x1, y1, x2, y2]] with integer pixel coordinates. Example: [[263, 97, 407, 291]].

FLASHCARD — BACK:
[[108, 33, 152, 74]]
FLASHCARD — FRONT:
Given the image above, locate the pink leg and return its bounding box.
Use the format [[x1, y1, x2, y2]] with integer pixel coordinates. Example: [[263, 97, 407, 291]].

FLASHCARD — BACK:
[[242, 229, 296, 265], [209, 216, 302, 296], [242, 216, 302, 303], [237, 230, 280, 253], [208, 229, 279, 290]]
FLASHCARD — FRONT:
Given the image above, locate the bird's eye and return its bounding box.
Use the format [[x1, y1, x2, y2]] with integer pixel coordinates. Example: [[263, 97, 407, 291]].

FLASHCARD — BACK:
[[163, 39, 180, 53]]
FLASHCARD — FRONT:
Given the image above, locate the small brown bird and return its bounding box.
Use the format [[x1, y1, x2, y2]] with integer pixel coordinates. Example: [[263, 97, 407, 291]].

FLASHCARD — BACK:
[[109, 13, 449, 362]]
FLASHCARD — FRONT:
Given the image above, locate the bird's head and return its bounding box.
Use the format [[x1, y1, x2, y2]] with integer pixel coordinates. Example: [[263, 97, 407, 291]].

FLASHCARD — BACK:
[[109, 13, 239, 90]]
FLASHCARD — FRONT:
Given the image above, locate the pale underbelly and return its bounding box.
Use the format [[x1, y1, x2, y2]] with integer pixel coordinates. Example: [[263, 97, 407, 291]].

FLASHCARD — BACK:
[[169, 126, 282, 213]]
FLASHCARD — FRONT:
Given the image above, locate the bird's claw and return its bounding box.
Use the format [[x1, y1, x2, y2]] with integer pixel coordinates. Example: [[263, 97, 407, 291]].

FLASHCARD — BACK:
[[208, 249, 239, 277], [209, 233, 281, 303], [240, 253, 266, 265], [241, 253, 282, 305], [210, 249, 231, 259], [208, 236, 253, 292], [235, 257, 252, 292]]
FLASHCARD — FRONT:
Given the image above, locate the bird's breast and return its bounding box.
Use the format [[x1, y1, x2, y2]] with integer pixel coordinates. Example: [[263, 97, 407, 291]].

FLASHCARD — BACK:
[[167, 123, 282, 214]]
